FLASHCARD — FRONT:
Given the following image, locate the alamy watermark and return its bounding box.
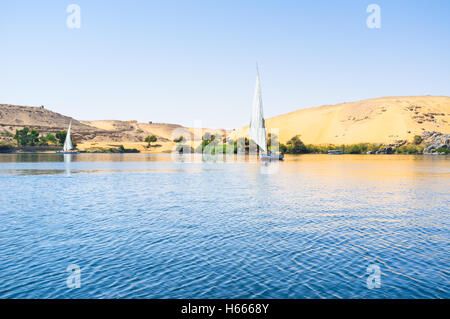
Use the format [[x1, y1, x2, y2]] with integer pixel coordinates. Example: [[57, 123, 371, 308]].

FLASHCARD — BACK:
[[366, 264, 381, 289], [66, 264, 81, 289], [170, 121, 281, 174], [366, 4, 381, 29], [66, 4, 81, 29]]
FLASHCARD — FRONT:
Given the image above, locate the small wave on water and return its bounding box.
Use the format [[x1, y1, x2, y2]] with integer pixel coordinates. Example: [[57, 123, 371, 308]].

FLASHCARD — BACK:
[[0, 154, 448, 298]]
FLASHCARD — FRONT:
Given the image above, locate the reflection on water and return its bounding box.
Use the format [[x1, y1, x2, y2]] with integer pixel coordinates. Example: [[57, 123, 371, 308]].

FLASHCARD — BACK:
[[64, 154, 72, 176], [0, 154, 448, 298], [0, 153, 173, 163], [1, 154, 449, 179]]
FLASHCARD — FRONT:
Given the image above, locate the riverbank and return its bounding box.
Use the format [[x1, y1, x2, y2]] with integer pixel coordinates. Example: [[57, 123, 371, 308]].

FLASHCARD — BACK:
[[0, 145, 142, 154], [0, 144, 61, 154], [2, 145, 449, 155], [2, 96, 449, 154], [2, 128, 450, 155]]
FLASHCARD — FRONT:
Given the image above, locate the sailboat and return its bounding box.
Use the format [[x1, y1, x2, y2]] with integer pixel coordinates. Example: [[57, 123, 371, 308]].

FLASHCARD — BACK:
[[249, 66, 284, 161], [57, 120, 79, 154]]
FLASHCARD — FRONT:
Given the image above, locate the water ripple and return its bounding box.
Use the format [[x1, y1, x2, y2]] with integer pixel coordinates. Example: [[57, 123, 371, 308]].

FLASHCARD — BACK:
[[0, 154, 448, 298]]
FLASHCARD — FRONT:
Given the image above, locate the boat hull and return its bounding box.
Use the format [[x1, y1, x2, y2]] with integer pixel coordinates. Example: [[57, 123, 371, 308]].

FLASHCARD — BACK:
[[261, 154, 284, 161], [56, 151, 80, 154]]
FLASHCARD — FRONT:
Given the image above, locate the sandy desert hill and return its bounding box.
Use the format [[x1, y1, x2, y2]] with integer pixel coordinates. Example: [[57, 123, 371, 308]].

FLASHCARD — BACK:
[[1, 96, 449, 151], [233, 96, 450, 145], [81, 119, 227, 152], [0, 104, 227, 152], [0, 104, 99, 135]]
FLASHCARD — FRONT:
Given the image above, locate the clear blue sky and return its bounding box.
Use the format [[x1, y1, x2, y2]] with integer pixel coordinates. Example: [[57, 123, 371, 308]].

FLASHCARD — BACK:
[[1, 0, 449, 128]]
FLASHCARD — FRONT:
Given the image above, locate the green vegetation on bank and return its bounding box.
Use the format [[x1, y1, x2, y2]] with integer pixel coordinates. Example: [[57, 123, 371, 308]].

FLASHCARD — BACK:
[[85, 145, 140, 153], [188, 132, 432, 155], [395, 144, 424, 154], [12, 127, 76, 147], [14, 127, 40, 146], [0, 142, 15, 153], [39, 133, 58, 146], [278, 135, 381, 154], [3, 128, 445, 155], [194, 133, 245, 154], [435, 147, 450, 154], [279, 135, 429, 155], [55, 131, 67, 146], [194, 133, 280, 154]]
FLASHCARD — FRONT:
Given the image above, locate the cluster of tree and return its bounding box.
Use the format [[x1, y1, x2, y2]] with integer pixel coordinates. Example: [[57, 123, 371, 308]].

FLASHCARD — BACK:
[[173, 132, 431, 155], [193, 133, 244, 154], [13, 127, 74, 147], [280, 136, 390, 154], [193, 133, 282, 155], [14, 127, 40, 146], [280, 135, 307, 154]]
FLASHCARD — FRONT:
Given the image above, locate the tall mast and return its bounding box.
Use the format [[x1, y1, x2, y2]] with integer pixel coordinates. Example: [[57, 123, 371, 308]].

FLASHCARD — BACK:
[[249, 65, 267, 153]]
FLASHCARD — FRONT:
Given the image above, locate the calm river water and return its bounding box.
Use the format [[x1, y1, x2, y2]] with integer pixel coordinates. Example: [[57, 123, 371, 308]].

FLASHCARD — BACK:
[[0, 154, 448, 298]]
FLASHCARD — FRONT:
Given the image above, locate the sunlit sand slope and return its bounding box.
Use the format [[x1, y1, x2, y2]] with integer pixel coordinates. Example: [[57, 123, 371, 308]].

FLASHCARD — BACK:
[[233, 96, 450, 144]]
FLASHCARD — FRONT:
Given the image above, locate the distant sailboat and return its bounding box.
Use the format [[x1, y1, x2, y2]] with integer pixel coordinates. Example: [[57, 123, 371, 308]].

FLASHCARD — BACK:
[[63, 120, 74, 152], [58, 120, 79, 154], [249, 66, 283, 161]]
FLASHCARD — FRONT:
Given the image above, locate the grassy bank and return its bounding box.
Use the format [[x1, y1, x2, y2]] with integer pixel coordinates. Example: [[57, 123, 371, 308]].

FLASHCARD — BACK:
[[189, 133, 435, 155], [277, 135, 430, 155]]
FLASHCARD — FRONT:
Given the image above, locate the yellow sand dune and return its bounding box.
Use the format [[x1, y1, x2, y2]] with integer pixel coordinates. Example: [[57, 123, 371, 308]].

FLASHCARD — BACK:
[[234, 96, 450, 144]]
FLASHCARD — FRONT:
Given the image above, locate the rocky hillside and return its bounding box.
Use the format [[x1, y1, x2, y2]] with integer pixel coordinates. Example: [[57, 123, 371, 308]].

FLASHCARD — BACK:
[[0, 104, 102, 139], [422, 131, 450, 154], [0, 104, 227, 152]]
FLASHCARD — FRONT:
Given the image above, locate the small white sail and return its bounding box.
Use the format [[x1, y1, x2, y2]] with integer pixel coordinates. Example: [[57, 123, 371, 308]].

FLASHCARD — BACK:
[[249, 67, 267, 153], [63, 120, 74, 152]]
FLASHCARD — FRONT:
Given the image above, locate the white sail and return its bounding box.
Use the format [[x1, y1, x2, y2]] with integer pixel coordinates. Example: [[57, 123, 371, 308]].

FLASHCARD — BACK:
[[249, 67, 267, 153], [63, 120, 74, 152]]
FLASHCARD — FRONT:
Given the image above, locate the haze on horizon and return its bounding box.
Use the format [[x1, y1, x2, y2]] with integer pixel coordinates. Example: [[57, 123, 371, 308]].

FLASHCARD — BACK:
[[0, 0, 449, 129]]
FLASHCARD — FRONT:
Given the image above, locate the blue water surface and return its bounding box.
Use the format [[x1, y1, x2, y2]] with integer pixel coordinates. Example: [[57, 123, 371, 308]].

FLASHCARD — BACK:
[[0, 154, 448, 299]]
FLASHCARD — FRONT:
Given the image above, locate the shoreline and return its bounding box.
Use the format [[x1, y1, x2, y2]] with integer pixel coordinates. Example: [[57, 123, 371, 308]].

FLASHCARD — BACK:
[[1, 150, 448, 156], [2, 131, 449, 155]]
